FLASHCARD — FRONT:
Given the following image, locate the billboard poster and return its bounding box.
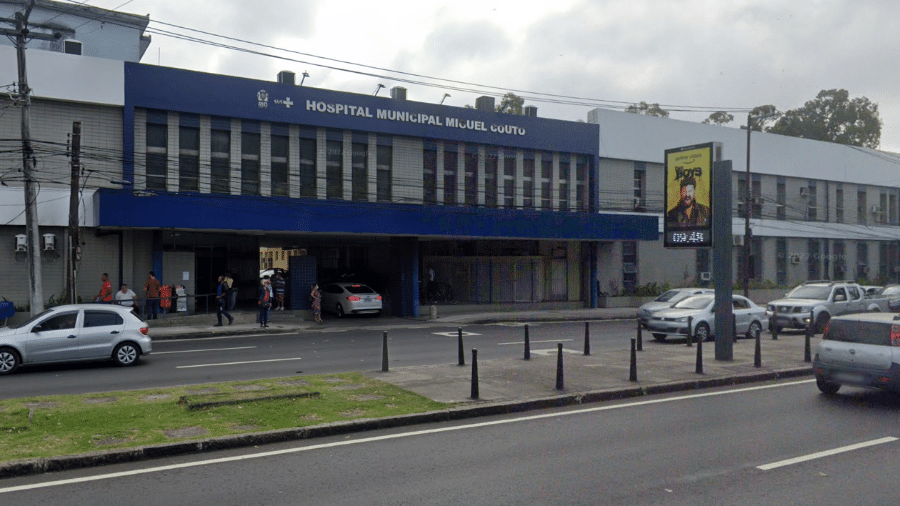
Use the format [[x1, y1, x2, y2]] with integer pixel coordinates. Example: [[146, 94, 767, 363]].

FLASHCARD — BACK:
[[664, 143, 714, 248]]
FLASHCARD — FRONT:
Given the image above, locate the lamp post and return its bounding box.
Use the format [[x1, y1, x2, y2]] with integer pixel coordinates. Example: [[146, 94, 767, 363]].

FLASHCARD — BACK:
[[440, 93, 450, 105], [744, 113, 752, 297], [373, 84, 385, 96], [300, 71, 309, 86]]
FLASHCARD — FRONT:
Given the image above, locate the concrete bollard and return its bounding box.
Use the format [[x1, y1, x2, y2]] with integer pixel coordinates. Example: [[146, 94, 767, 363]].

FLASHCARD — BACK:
[[636, 319, 643, 351], [584, 321, 590, 356], [695, 329, 703, 374], [381, 331, 389, 372], [805, 312, 813, 363], [772, 307, 779, 340], [556, 343, 565, 390], [524, 324, 531, 360], [458, 327, 465, 366], [429, 304, 437, 320], [470, 349, 479, 399], [754, 327, 762, 368], [686, 316, 693, 347], [629, 338, 637, 382]]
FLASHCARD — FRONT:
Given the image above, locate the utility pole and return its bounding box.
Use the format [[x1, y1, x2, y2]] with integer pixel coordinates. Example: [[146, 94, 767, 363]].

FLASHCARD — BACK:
[[743, 113, 752, 298], [66, 122, 81, 304], [15, 1, 43, 315]]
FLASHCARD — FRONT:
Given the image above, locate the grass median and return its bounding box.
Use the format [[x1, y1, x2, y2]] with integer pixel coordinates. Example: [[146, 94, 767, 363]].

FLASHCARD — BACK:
[[0, 372, 447, 464]]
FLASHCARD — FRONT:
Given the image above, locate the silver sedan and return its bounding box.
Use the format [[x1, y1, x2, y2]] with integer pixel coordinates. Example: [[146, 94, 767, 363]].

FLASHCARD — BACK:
[[0, 304, 152, 374], [646, 294, 769, 342]]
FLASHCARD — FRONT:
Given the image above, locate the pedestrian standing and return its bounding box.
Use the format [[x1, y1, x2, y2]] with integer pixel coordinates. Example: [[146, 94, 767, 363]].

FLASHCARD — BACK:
[[94, 273, 113, 303], [215, 275, 233, 327], [310, 283, 323, 324], [274, 272, 287, 310], [114, 284, 137, 308], [224, 272, 236, 311], [258, 278, 272, 328], [143, 271, 161, 320]]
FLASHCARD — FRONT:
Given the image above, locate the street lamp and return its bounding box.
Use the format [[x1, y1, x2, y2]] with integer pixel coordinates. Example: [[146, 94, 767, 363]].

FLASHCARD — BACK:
[[300, 71, 309, 87], [373, 84, 385, 96], [440, 93, 450, 105]]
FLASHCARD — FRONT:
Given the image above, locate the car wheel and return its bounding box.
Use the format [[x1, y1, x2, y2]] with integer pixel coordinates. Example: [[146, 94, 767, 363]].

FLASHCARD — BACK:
[[0, 347, 21, 375], [814, 313, 831, 334], [112, 342, 140, 366], [335, 303, 345, 317], [816, 376, 840, 395], [652, 333, 666, 342], [747, 321, 762, 340], [695, 323, 711, 342]]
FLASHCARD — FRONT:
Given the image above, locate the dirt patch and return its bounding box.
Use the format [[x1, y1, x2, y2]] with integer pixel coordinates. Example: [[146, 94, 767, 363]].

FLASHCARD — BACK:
[[142, 394, 172, 401], [301, 413, 321, 421], [322, 377, 348, 384], [186, 387, 220, 395], [83, 397, 118, 404], [339, 408, 367, 418], [162, 426, 209, 438], [332, 384, 364, 390], [23, 402, 56, 409], [350, 395, 385, 401], [229, 425, 259, 432], [276, 380, 310, 387], [93, 437, 132, 446], [234, 385, 267, 391]]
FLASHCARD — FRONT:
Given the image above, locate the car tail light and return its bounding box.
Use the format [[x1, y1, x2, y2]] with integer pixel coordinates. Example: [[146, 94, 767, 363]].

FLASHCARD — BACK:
[[347, 296, 362, 302], [376, 295, 382, 301], [140, 327, 149, 335]]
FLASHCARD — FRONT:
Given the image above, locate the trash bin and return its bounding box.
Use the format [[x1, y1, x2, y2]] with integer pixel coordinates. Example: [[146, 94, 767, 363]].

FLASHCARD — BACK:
[[176, 286, 187, 312]]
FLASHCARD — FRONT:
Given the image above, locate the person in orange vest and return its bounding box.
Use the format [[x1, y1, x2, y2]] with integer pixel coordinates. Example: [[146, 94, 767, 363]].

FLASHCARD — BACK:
[[143, 271, 161, 320], [94, 273, 113, 303]]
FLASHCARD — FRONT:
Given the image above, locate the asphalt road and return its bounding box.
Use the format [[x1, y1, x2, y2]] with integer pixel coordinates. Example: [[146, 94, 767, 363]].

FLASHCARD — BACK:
[[3, 380, 899, 505], [1, 320, 639, 399]]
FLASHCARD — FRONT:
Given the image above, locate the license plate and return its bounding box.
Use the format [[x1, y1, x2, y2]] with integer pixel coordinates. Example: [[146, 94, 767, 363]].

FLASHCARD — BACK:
[[833, 372, 866, 384]]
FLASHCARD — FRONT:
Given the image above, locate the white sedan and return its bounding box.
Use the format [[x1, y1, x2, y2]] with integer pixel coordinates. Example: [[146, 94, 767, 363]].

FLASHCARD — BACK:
[[646, 294, 769, 342]]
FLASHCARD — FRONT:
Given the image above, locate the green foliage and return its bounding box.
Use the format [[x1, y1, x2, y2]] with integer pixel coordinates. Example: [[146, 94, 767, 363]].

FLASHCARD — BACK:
[[495, 92, 524, 115], [625, 101, 669, 117], [629, 282, 672, 297], [747, 105, 781, 131], [766, 89, 881, 148], [702, 111, 734, 125]]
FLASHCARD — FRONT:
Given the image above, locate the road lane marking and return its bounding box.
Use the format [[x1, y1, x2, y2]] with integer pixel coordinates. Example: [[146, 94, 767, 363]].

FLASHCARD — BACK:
[[154, 346, 257, 355], [0, 379, 815, 494], [498, 339, 574, 346], [757, 437, 898, 470], [432, 331, 481, 337], [161, 333, 293, 343], [175, 357, 303, 368]]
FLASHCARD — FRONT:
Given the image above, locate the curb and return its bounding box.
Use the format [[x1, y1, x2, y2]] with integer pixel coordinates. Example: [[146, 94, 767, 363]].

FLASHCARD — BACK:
[[0, 367, 812, 479]]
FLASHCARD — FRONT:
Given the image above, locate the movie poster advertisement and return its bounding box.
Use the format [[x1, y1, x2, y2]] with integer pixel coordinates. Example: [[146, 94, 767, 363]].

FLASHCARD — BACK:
[[664, 143, 713, 248]]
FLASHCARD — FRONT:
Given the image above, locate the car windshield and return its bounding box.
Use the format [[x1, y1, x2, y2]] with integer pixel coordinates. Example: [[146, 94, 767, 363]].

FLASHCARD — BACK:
[[876, 286, 900, 297], [786, 286, 831, 300], [345, 285, 375, 294], [8, 308, 54, 329], [672, 295, 713, 310], [655, 290, 683, 302]]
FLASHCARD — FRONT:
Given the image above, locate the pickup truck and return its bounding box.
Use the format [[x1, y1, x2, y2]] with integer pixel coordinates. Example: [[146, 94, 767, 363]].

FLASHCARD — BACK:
[[767, 281, 872, 333], [863, 284, 900, 313]]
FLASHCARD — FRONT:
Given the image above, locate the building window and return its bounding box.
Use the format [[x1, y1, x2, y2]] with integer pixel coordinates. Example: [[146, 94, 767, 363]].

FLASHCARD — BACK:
[[178, 126, 199, 192], [776, 238, 787, 286], [444, 146, 458, 205], [623, 241, 637, 294], [633, 163, 646, 211], [776, 178, 786, 220], [485, 149, 498, 208], [423, 145, 437, 204], [878, 192, 888, 224], [503, 151, 516, 208], [879, 242, 889, 282], [559, 158, 569, 212], [464, 147, 478, 206], [833, 241, 846, 280], [145, 123, 167, 190], [299, 138, 316, 198], [210, 129, 230, 194], [751, 175, 762, 218], [522, 153, 534, 209], [835, 186, 844, 223], [326, 140, 343, 199], [376, 145, 392, 202], [806, 181, 817, 221], [696, 248, 711, 286], [271, 134, 289, 197], [857, 242, 869, 280], [808, 239, 821, 279], [575, 155, 587, 212], [857, 190, 867, 225], [241, 132, 260, 196], [540, 155, 552, 210], [351, 142, 367, 201], [891, 194, 898, 225]]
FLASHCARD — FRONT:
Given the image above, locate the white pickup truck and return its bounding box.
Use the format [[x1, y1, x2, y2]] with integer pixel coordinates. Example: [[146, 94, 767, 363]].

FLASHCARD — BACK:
[[767, 281, 876, 333]]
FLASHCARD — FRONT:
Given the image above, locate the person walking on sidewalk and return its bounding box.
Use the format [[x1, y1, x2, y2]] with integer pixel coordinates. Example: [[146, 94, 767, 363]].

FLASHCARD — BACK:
[[258, 278, 272, 328], [273, 272, 286, 310], [143, 271, 161, 320], [215, 275, 233, 327], [310, 283, 323, 324], [224, 272, 236, 311], [94, 273, 113, 303]]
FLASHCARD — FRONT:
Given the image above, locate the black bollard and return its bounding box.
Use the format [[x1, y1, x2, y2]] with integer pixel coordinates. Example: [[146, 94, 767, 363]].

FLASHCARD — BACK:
[[695, 329, 703, 374], [470, 349, 479, 399], [810, 309, 816, 336], [556, 343, 565, 390], [754, 327, 762, 368], [584, 321, 591, 356], [381, 331, 389, 372], [636, 319, 643, 351], [458, 327, 465, 366], [524, 324, 531, 360], [732, 317, 738, 344], [629, 338, 637, 382], [686, 316, 693, 347], [805, 314, 813, 363], [772, 307, 779, 340]]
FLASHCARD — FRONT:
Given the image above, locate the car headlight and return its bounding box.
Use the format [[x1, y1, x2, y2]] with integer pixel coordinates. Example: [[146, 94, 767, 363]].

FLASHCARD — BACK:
[[767, 305, 774, 312], [674, 316, 688, 322], [799, 306, 811, 313]]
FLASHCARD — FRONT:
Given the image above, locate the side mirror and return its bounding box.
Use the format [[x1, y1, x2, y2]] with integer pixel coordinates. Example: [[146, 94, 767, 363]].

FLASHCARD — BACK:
[[31, 324, 42, 333]]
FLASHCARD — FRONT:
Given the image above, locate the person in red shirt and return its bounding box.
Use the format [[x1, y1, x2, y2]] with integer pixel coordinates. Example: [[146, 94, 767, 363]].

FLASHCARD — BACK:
[[143, 271, 162, 320], [95, 273, 113, 303]]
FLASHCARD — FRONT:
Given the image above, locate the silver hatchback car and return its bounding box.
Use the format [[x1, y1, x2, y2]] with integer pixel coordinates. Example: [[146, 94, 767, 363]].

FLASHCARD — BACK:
[[813, 312, 900, 395], [0, 304, 152, 375]]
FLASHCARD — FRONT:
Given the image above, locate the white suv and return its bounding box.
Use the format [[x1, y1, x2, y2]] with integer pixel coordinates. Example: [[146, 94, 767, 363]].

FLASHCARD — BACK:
[[813, 312, 900, 394]]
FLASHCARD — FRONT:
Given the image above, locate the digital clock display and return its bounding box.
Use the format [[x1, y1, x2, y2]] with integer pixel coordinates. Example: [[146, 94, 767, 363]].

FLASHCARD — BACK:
[[666, 229, 711, 248]]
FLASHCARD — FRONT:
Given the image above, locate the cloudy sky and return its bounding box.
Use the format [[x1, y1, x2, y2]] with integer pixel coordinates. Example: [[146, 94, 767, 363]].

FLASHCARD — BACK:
[[88, 0, 900, 152]]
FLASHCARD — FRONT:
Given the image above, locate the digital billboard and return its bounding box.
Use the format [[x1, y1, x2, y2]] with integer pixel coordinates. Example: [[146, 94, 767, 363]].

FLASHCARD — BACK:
[[664, 143, 714, 248]]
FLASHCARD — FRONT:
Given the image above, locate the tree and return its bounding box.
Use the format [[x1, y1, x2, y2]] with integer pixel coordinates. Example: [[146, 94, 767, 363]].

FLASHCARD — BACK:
[[495, 92, 524, 115], [766, 89, 881, 148], [702, 111, 734, 125], [746, 105, 780, 131], [625, 101, 669, 117]]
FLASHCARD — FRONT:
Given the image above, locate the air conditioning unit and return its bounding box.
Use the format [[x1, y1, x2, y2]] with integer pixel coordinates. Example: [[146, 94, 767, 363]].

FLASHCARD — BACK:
[[63, 39, 82, 55], [15, 234, 26, 252], [799, 187, 809, 197], [733, 235, 744, 246], [790, 254, 801, 265], [42, 233, 56, 251], [700, 271, 712, 281], [633, 198, 646, 211], [871, 205, 882, 214]]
